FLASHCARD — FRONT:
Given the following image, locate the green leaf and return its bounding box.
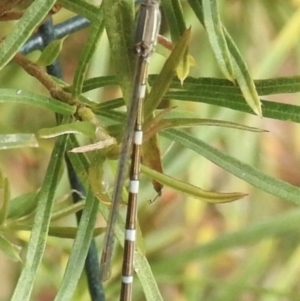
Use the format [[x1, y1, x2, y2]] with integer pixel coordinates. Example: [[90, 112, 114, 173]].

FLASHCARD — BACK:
[[72, 13, 105, 97], [144, 107, 174, 132], [255, 76, 300, 95], [0, 134, 38, 150], [11, 118, 70, 301], [224, 27, 262, 117], [51, 201, 85, 222], [7, 225, 103, 239], [38, 122, 96, 139], [76, 75, 118, 93], [141, 165, 246, 203], [8, 191, 38, 219], [135, 251, 164, 301], [165, 86, 300, 124], [57, 0, 99, 21], [54, 190, 99, 301], [0, 89, 75, 115], [36, 39, 65, 66], [102, 0, 135, 106], [187, 0, 262, 116], [144, 113, 265, 140], [96, 97, 124, 111], [161, 0, 191, 84], [202, 0, 234, 81], [48, 226, 104, 239], [94, 86, 300, 136], [0, 0, 56, 71], [76, 74, 276, 95], [145, 28, 192, 118], [156, 75, 300, 97], [0, 235, 21, 262], [0, 177, 10, 225], [162, 129, 300, 205], [81, 74, 300, 97], [161, 0, 186, 41]]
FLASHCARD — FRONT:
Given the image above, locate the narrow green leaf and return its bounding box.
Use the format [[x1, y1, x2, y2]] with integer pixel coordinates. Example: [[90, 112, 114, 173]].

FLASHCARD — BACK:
[[145, 76, 300, 124], [155, 0, 191, 83], [72, 13, 105, 97], [145, 28, 192, 118], [38, 122, 96, 139], [254, 76, 300, 95], [11, 119, 69, 301], [202, 0, 234, 81], [58, 0, 99, 21], [0, 134, 38, 150], [0, 0, 56, 71], [224, 27, 262, 117], [36, 39, 65, 66], [158, 75, 300, 96], [141, 165, 245, 203], [145, 115, 265, 140], [54, 190, 99, 301], [0, 177, 10, 225], [79, 75, 300, 97], [48, 226, 104, 239], [163, 129, 300, 205], [144, 107, 174, 140], [78, 75, 118, 93], [0, 89, 75, 115], [135, 251, 164, 301], [102, 0, 135, 106], [95, 92, 300, 138], [96, 98, 125, 113], [7, 225, 103, 239], [165, 88, 300, 124], [187, 0, 262, 116], [161, 0, 186, 40], [8, 191, 37, 219], [187, 0, 205, 22], [0, 235, 21, 262], [51, 201, 85, 222]]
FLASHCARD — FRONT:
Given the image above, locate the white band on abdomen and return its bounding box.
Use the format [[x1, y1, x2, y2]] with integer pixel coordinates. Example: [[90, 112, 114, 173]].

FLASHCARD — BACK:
[[130, 180, 139, 194], [122, 275, 133, 284], [139, 84, 146, 99], [125, 229, 136, 241], [134, 130, 143, 145]]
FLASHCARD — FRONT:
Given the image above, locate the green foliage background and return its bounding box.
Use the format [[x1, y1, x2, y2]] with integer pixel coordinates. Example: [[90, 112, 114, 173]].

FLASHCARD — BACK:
[[1, 0, 300, 300]]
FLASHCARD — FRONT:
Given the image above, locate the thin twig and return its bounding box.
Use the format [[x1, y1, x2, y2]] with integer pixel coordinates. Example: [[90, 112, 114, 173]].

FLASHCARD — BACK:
[[13, 53, 79, 106]]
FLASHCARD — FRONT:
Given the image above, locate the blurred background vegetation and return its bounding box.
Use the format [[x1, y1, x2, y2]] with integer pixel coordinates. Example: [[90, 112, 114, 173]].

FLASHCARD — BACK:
[[2, 0, 300, 300]]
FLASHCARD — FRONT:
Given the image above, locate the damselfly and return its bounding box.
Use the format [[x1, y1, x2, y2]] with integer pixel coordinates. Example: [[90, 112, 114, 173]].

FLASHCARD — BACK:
[[100, 1, 161, 300]]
